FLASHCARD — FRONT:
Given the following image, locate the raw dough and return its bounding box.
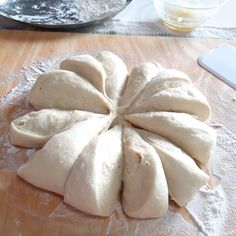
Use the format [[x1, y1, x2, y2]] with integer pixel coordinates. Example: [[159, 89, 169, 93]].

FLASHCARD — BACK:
[[135, 128, 209, 206], [64, 125, 123, 217], [122, 127, 168, 218], [18, 116, 111, 195], [96, 51, 128, 103], [125, 112, 217, 164], [139, 69, 192, 99], [118, 62, 163, 113], [60, 54, 106, 94], [11, 52, 216, 219], [29, 70, 110, 114], [131, 86, 210, 121], [10, 109, 103, 148], [127, 69, 192, 113]]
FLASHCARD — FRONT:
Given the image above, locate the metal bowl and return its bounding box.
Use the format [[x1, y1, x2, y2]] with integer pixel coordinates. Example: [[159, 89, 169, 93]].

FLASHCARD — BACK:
[[0, 0, 132, 28]]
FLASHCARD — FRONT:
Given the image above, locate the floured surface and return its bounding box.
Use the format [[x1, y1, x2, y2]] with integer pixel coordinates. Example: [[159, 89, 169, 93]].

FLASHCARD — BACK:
[[0, 31, 236, 236], [0, 52, 235, 236]]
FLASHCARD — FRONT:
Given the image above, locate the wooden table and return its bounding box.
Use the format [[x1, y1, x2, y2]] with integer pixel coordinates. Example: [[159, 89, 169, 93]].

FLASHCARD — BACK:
[[0, 30, 235, 236]]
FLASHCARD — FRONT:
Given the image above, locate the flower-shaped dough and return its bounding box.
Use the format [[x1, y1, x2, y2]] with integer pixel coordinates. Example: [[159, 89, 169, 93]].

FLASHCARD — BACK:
[[10, 51, 216, 219]]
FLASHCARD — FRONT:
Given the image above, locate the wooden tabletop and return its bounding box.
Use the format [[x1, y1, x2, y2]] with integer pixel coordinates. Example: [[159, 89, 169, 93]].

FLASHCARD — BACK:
[[0, 30, 235, 236]]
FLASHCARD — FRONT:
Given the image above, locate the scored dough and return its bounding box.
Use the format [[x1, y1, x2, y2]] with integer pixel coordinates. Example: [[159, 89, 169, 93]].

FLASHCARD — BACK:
[[10, 109, 103, 148], [18, 116, 111, 195], [60, 54, 106, 94], [125, 112, 217, 164], [96, 51, 128, 103], [29, 70, 110, 114], [64, 125, 123, 217], [118, 62, 163, 113], [131, 86, 211, 121], [135, 128, 209, 206], [122, 127, 168, 219], [11, 51, 217, 219]]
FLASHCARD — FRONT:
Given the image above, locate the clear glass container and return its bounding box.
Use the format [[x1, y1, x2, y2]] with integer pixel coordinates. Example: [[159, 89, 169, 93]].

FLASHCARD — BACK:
[[153, 0, 227, 32]]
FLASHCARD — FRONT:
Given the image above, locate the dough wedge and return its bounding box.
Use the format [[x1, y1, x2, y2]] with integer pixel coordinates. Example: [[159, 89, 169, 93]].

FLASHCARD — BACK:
[[127, 69, 192, 113], [18, 116, 111, 195], [60, 55, 106, 94], [122, 127, 168, 219], [10, 109, 103, 148], [135, 128, 209, 206], [132, 86, 210, 121], [96, 51, 128, 103], [29, 70, 110, 114], [64, 125, 123, 217], [125, 112, 216, 164], [118, 62, 162, 113]]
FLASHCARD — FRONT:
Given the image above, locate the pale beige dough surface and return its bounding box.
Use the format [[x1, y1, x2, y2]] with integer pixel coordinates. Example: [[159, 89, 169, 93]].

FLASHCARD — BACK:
[[12, 51, 216, 219]]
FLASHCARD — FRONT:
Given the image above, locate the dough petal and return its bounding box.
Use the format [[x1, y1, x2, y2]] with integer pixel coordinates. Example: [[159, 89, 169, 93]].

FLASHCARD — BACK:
[[135, 128, 209, 206], [132, 86, 210, 121], [127, 69, 192, 113], [10, 109, 103, 148], [122, 127, 168, 219], [96, 51, 128, 103], [64, 125, 123, 217], [60, 55, 106, 94], [118, 62, 162, 113], [125, 112, 216, 164], [29, 70, 110, 114], [17, 116, 111, 195]]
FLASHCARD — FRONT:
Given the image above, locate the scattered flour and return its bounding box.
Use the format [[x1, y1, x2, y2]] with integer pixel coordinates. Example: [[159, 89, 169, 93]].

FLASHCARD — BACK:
[[6, 146, 19, 154], [26, 148, 37, 158], [187, 185, 228, 236], [14, 218, 21, 226], [0, 53, 235, 235]]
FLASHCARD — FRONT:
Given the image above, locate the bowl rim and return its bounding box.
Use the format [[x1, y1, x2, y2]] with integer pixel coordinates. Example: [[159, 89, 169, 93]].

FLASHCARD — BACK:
[[156, 0, 228, 10]]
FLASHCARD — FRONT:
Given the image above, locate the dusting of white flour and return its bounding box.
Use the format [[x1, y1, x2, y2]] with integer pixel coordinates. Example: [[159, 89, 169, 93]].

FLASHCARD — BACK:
[[0, 53, 235, 236]]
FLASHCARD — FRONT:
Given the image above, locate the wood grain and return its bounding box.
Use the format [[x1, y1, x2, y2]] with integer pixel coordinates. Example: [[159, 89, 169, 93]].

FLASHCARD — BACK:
[[0, 30, 235, 236]]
